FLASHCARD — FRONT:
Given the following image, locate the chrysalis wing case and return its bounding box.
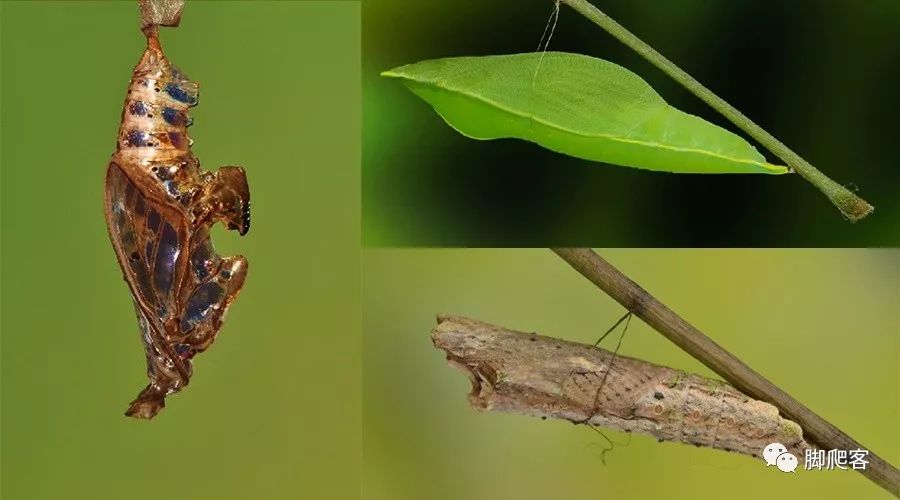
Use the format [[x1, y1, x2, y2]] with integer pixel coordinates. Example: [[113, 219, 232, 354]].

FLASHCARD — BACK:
[[104, 28, 250, 419]]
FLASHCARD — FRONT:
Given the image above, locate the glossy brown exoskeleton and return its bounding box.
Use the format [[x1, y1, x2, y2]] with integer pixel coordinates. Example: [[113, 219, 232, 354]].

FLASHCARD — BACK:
[[104, 28, 249, 419]]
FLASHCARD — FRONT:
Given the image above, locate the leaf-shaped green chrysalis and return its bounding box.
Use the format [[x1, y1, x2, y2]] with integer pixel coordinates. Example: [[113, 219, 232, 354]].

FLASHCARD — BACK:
[[384, 52, 788, 175]]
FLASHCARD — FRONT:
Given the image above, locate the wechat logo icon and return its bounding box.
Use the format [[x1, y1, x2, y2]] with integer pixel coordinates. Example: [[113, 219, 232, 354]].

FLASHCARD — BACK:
[[763, 443, 798, 473]]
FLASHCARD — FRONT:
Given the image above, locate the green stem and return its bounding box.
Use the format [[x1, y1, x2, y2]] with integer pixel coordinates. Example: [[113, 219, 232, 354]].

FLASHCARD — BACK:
[[559, 0, 874, 222]]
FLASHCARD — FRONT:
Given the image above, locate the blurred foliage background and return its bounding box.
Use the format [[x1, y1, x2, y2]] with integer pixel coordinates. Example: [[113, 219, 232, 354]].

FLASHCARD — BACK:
[[1, 2, 360, 499], [363, 249, 899, 500], [363, 0, 900, 246]]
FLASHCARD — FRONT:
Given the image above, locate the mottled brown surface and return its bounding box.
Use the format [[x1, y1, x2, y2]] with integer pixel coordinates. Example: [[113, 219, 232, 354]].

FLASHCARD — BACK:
[[432, 315, 809, 459], [104, 19, 249, 419]]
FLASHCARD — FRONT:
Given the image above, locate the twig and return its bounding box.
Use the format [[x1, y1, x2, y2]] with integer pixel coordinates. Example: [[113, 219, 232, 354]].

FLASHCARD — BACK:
[[552, 248, 899, 496], [559, 0, 873, 222], [432, 315, 810, 460], [138, 0, 185, 36]]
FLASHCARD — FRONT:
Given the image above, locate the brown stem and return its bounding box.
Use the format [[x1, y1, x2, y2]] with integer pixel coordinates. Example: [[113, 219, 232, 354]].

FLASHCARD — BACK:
[[551, 248, 899, 496], [138, 0, 185, 33]]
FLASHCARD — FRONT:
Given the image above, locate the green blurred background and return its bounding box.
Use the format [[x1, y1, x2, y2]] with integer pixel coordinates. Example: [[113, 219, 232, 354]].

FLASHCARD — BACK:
[[363, 0, 900, 246], [363, 249, 899, 499], [1, 2, 360, 499]]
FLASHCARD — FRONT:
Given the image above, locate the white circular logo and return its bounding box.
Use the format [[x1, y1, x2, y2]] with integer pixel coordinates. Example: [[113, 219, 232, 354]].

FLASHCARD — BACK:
[[763, 443, 798, 473], [776, 452, 799, 473]]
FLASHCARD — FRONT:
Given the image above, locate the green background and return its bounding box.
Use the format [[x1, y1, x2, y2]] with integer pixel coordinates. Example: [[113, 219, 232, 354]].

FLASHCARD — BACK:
[[363, 0, 900, 246], [1, 2, 360, 499], [3, 2, 900, 500], [363, 249, 899, 499]]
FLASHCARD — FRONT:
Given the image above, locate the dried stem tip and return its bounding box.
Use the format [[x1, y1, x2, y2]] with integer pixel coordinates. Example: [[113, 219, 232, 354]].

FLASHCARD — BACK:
[[139, 0, 185, 33]]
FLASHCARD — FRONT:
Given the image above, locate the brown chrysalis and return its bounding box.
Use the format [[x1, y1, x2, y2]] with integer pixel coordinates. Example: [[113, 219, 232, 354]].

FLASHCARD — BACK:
[[104, 18, 249, 419], [432, 316, 809, 459]]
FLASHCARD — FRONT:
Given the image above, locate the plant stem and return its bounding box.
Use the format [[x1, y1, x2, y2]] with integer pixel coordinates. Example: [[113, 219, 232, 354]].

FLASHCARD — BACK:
[[551, 248, 899, 496], [559, 0, 874, 222], [138, 0, 185, 33], [432, 315, 810, 460]]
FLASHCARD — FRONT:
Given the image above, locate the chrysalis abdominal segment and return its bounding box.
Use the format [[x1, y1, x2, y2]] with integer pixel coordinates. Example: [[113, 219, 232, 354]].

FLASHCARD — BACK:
[[104, 30, 250, 419], [432, 316, 809, 459]]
